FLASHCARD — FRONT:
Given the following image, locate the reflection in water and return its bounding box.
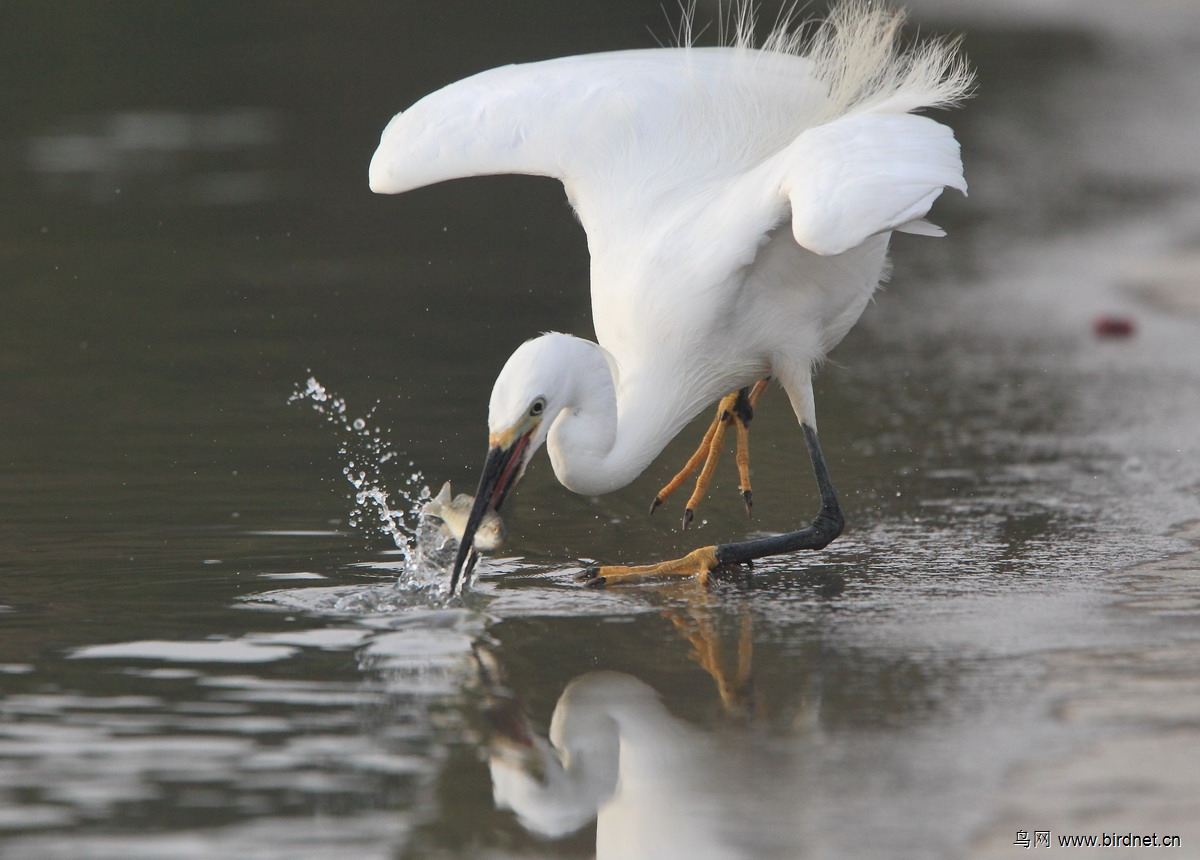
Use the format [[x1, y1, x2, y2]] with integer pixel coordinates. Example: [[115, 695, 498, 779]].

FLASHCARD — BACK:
[[70, 638, 300, 663], [480, 600, 793, 860], [0, 587, 489, 860], [490, 671, 759, 860], [26, 107, 277, 205]]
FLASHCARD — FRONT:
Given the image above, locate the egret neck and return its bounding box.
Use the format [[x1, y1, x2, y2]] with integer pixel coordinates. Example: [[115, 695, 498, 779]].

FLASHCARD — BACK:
[[518, 334, 698, 497]]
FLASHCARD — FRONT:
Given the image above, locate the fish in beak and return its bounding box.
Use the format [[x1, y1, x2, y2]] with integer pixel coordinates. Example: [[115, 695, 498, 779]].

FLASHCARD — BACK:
[[451, 426, 535, 594], [422, 482, 507, 551]]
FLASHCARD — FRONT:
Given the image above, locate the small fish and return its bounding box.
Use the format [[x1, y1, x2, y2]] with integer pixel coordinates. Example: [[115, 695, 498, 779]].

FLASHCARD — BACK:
[[421, 481, 507, 551]]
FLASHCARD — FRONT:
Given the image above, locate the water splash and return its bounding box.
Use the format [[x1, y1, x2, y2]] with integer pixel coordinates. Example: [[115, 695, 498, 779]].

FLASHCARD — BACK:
[[288, 376, 456, 597]]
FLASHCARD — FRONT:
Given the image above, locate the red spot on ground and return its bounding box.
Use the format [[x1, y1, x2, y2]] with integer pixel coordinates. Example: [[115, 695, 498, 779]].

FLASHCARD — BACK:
[[1093, 315, 1135, 338]]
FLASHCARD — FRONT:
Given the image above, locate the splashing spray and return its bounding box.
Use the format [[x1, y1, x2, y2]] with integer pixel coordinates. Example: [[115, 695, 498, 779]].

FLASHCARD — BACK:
[[289, 376, 455, 589]]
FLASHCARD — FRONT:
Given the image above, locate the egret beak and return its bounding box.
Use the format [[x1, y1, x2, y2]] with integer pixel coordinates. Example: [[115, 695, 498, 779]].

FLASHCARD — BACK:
[[451, 428, 534, 594]]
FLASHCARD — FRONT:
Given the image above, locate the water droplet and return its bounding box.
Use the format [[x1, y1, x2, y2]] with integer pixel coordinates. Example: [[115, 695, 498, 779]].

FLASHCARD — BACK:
[[290, 375, 430, 567]]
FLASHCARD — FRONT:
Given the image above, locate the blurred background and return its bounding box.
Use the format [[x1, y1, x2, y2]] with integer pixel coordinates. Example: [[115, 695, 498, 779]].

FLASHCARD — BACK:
[[2, 1, 1199, 857]]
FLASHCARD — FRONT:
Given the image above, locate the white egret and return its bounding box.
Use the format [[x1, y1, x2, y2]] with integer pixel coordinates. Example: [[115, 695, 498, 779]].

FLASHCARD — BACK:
[[369, 1, 972, 592]]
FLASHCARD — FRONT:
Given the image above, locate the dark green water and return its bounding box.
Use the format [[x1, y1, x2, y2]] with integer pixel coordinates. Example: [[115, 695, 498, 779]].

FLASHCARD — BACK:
[[4, 3, 1200, 858]]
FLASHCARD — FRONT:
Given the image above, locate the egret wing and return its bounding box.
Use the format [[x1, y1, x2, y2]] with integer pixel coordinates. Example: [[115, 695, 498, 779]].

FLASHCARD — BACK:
[[369, 49, 822, 236], [780, 112, 966, 257], [368, 55, 621, 194], [369, 48, 966, 260]]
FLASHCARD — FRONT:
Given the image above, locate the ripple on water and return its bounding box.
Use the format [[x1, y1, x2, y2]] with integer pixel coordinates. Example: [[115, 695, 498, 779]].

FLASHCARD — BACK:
[[68, 640, 300, 663], [1, 598, 475, 856]]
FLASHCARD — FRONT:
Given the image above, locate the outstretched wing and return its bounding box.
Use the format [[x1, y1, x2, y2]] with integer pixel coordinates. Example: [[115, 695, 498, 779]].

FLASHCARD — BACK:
[[369, 47, 823, 240], [370, 48, 965, 258], [369, 0, 974, 269]]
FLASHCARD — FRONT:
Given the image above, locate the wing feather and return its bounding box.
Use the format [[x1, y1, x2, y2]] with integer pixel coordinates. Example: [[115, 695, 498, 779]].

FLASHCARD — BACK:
[[369, 3, 971, 264], [369, 48, 821, 238], [779, 113, 966, 257]]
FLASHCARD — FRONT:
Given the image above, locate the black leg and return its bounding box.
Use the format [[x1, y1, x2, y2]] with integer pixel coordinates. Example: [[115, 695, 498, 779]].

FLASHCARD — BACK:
[[731, 385, 754, 426], [714, 423, 844, 566]]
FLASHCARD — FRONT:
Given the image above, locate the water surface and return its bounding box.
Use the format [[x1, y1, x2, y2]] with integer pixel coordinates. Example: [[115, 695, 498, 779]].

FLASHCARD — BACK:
[[3, 2, 1200, 858]]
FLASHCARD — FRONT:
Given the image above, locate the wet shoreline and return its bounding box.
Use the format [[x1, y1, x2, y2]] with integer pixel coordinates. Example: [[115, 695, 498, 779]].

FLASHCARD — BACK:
[[970, 523, 1200, 856]]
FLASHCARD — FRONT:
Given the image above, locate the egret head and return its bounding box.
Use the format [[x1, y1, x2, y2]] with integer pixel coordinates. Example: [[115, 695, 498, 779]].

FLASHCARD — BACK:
[[451, 336, 574, 592]]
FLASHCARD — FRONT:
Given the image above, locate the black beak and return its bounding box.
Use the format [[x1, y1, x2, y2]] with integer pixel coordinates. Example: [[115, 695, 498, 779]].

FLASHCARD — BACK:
[[451, 431, 532, 594]]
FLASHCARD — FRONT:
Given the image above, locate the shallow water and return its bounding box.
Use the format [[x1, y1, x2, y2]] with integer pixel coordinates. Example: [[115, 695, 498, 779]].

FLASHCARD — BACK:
[[4, 2, 1200, 858]]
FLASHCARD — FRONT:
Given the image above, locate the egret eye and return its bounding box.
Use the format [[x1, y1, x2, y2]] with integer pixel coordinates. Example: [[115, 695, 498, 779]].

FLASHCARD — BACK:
[[529, 397, 546, 417]]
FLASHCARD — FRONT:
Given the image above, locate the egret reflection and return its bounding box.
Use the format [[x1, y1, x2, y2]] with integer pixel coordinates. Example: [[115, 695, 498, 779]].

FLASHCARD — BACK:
[[489, 672, 763, 859], [476, 600, 803, 859]]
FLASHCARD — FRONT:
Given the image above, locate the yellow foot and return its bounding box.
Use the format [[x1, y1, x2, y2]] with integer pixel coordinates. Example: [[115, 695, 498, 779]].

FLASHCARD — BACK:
[[574, 546, 720, 588], [650, 380, 769, 527]]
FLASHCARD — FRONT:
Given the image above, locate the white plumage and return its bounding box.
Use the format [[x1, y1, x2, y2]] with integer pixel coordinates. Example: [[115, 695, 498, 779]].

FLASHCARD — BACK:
[[369, 2, 973, 589]]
